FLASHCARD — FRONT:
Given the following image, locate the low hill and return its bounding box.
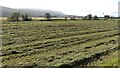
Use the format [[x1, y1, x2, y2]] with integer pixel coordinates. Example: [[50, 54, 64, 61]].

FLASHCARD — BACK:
[[0, 6, 66, 17]]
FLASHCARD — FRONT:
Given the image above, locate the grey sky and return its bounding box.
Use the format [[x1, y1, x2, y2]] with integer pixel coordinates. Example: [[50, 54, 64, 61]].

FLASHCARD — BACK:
[[0, 0, 119, 17]]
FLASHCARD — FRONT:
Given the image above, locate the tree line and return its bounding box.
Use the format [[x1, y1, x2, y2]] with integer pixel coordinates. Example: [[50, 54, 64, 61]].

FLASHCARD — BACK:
[[7, 12, 117, 22], [7, 12, 32, 21], [7, 12, 52, 21]]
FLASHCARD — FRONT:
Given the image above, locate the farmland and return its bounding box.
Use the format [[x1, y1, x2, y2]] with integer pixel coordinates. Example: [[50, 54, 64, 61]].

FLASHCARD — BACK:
[[1, 20, 119, 67]]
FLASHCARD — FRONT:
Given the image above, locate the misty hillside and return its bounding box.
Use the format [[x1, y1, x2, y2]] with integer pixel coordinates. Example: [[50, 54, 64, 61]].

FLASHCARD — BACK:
[[0, 6, 66, 17]]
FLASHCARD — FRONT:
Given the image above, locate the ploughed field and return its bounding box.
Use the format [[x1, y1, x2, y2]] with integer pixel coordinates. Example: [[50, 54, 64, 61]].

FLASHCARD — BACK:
[[1, 20, 119, 67]]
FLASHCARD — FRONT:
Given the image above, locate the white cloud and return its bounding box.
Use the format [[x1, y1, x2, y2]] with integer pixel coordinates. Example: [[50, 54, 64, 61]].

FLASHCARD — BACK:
[[0, 0, 119, 16]]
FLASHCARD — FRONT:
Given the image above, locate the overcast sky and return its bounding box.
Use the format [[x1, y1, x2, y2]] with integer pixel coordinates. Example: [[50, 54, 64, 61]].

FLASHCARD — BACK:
[[0, 0, 119, 17]]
